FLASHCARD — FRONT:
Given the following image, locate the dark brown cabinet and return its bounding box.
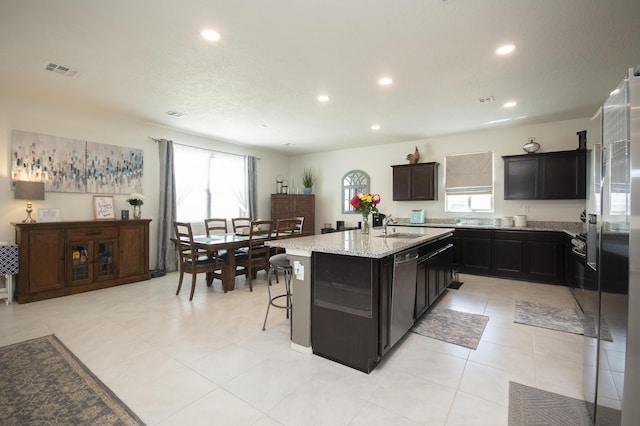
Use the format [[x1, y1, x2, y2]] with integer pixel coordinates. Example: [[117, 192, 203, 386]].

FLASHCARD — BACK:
[[453, 229, 492, 275], [312, 253, 384, 373], [312, 236, 453, 373], [270, 194, 315, 235], [14, 220, 151, 303], [392, 162, 439, 201], [503, 150, 586, 200], [415, 235, 454, 319], [454, 228, 564, 284]]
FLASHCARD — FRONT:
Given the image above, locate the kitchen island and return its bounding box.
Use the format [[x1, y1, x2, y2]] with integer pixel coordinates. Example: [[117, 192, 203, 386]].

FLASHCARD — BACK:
[[266, 226, 454, 373]]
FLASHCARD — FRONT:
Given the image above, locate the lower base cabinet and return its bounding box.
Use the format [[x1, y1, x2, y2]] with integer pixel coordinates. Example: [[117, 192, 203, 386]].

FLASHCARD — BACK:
[[415, 236, 454, 319], [312, 253, 385, 373], [455, 228, 564, 284], [312, 235, 453, 373]]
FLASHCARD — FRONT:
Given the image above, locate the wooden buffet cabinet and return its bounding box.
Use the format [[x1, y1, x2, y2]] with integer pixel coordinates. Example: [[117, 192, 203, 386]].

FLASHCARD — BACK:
[[270, 194, 315, 235], [13, 220, 151, 303]]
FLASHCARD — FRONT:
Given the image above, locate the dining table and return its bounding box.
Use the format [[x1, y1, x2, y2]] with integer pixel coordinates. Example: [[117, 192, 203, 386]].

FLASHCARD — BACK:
[[192, 232, 262, 292]]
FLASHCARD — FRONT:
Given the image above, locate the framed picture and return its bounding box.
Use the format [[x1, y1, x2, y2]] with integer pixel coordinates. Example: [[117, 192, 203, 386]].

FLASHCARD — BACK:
[[93, 196, 115, 220], [37, 208, 61, 222]]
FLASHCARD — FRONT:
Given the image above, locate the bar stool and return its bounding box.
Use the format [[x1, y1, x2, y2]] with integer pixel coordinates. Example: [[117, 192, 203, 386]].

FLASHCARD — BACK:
[[263, 253, 293, 333]]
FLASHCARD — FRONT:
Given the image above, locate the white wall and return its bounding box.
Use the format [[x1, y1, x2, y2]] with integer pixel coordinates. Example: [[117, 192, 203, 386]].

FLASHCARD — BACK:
[[0, 91, 290, 270], [290, 117, 591, 233], [0, 88, 593, 265]]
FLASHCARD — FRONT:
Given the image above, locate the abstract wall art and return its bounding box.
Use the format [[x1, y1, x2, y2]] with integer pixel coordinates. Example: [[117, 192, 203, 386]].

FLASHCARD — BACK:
[[11, 130, 143, 194]]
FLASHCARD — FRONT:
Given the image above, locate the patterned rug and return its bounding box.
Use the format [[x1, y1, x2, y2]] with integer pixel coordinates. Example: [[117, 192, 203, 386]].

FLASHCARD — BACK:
[[411, 308, 489, 349], [508, 382, 592, 426], [0, 335, 144, 425], [514, 300, 613, 341]]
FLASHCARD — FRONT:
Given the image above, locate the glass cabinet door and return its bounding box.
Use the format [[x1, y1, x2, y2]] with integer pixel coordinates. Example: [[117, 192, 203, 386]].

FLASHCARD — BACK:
[[96, 240, 116, 279], [70, 242, 91, 284], [69, 239, 118, 284]]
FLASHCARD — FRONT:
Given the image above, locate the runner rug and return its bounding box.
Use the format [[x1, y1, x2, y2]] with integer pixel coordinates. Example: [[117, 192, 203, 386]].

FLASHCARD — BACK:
[[514, 300, 613, 341], [508, 382, 592, 426], [0, 335, 144, 425], [411, 307, 489, 349]]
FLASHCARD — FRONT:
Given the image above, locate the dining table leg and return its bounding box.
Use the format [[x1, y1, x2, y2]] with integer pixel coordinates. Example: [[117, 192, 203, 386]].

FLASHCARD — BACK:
[[222, 247, 237, 292]]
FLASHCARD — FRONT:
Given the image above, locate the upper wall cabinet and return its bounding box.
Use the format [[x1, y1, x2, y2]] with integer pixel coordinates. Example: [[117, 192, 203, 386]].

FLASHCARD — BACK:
[[392, 162, 439, 201], [503, 150, 586, 200]]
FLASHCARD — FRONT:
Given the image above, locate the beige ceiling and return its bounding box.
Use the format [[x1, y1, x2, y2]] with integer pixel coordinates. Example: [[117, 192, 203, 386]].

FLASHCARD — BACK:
[[1, 0, 639, 154]]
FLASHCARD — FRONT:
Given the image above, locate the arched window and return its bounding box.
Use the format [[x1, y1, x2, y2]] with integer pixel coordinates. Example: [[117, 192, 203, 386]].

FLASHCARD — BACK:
[[342, 170, 370, 213]]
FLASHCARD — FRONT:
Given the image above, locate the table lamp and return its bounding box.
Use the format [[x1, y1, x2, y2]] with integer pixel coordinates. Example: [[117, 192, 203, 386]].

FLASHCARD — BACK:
[[14, 181, 45, 223]]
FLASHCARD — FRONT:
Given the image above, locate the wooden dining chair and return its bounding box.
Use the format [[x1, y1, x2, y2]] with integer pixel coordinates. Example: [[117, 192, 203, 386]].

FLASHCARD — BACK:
[[235, 219, 273, 291], [173, 221, 220, 301], [232, 217, 252, 234], [204, 217, 229, 268], [204, 218, 228, 235], [269, 217, 302, 284]]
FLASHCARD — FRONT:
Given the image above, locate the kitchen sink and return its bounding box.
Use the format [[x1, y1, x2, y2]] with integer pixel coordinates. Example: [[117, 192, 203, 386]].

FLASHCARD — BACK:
[[376, 233, 423, 239]]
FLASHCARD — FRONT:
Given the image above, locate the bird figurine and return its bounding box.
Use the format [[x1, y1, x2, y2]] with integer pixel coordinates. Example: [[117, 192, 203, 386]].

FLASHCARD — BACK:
[[406, 146, 420, 164]]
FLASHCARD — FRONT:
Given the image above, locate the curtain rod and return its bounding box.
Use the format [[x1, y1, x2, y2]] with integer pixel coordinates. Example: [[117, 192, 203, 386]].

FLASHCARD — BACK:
[[148, 137, 261, 160]]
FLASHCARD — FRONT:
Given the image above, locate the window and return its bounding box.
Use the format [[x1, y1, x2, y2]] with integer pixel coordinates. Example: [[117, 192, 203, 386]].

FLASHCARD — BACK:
[[342, 170, 370, 213], [445, 152, 494, 212], [174, 144, 249, 222]]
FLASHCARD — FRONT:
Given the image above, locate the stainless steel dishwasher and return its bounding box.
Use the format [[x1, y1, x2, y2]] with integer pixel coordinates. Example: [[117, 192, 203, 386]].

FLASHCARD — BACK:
[[389, 248, 419, 347]]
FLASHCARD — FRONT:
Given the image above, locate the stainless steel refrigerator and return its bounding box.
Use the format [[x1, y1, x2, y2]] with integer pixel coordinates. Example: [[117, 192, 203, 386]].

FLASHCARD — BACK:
[[585, 67, 640, 425]]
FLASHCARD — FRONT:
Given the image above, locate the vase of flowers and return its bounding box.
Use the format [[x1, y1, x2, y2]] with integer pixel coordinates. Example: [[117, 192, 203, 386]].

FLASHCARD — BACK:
[[350, 192, 381, 235], [126, 193, 144, 219]]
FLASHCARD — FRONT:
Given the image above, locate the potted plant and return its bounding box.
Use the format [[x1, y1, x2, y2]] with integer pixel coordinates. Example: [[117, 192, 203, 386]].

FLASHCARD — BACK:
[[301, 168, 317, 194]]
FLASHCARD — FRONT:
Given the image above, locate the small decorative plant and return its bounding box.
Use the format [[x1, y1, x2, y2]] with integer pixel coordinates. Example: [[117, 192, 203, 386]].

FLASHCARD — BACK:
[[301, 168, 316, 188]]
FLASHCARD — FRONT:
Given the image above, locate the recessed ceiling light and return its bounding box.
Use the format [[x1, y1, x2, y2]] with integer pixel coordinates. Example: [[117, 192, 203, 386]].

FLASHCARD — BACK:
[[503, 101, 517, 108], [371, 124, 381, 130], [283, 143, 295, 147], [378, 77, 393, 85], [260, 124, 268, 128], [317, 95, 330, 102], [201, 29, 221, 41], [496, 44, 515, 55]]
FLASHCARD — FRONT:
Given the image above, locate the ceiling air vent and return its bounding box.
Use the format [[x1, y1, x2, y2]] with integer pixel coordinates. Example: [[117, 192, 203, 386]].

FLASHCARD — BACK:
[[44, 62, 79, 78], [477, 96, 495, 104], [165, 110, 187, 118]]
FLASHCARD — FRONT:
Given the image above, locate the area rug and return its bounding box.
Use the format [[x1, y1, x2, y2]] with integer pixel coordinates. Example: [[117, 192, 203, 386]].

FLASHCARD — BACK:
[[411, 308, 489, 349], [514, 300, 612, 342], [0, 335, 145, 425], [508, 382, 592, 426]]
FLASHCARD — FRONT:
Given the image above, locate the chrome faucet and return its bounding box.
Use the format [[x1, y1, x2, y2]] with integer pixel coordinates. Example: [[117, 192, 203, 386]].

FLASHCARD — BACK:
[[382, 215, 397, 235]]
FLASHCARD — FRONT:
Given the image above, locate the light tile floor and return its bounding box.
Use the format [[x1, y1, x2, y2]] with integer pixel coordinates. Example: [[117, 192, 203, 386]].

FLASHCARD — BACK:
[[0, 273, 584, 425]]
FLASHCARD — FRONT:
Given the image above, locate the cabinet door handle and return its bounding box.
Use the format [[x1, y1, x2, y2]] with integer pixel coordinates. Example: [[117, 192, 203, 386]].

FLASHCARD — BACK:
[[85, 232, 102, 236]]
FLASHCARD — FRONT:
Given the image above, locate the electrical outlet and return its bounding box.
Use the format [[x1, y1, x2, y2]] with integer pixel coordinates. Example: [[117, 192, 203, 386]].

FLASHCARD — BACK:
[[294, 261, 304, 280], [522, 205, 529, 213]]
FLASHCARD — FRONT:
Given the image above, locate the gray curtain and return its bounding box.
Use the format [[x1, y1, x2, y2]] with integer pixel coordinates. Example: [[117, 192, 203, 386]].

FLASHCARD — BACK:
[[156, 139, 178, 272], [247, 155, 258, 219]]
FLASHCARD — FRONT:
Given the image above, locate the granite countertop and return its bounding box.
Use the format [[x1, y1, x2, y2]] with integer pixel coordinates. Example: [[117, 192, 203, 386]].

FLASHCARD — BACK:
[[266, 227, 454, 259], [395, 219, 584, 234]]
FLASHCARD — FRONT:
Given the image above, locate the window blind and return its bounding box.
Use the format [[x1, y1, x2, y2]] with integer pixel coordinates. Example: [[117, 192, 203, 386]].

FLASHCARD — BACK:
[[445, 151, 493, 194]]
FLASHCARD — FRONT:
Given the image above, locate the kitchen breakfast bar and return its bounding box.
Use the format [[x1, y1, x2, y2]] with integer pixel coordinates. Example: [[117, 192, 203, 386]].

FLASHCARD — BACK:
[[266, 226, 454, 373]]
